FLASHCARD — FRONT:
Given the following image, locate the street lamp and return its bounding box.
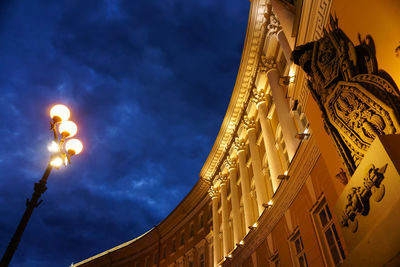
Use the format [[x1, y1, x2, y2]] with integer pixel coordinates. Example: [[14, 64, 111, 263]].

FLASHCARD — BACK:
[[0, 104, 83, 267]]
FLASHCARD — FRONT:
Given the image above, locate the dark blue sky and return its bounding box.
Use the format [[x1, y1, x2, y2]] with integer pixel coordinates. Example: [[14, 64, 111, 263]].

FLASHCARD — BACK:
[[0, 0, 249, 266]]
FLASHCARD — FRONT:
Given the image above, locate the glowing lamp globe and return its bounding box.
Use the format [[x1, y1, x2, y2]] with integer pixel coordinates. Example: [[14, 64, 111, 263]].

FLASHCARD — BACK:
[[59, 121, 78, 138], [50, 104, 70, 123], [65, 139, 83, 155], [50, 157, 63, 168]]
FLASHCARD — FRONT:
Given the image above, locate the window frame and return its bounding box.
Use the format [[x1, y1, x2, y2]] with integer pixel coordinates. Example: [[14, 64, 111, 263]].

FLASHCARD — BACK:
[[288, 228, 308, 267], [269, 251, 280, 267], [311, 196, 346, 267]]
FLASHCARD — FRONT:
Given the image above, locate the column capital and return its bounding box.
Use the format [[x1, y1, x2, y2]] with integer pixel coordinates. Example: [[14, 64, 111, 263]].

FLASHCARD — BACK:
[[208, 186, 220, 199], [217, 172, 229, 185], [234, 137, 247, 153], [259, 56, 277, 73], [252, 88, 267, 106], [263, 8, 282, 36], [267, 12, 282, 36], [243, 115, 256, 130], [224, 156, 237, 170]]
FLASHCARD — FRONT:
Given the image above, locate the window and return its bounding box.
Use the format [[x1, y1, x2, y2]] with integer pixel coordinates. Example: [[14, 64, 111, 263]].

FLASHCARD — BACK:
[[275, 124, 289, 170], [270, 252, 280, 267], [172, 239, 176, 253], [144, 257, 150, 267], [153, 252, 158, 265], [313, 198, 345, 266], [190, 222, 194, 237], [180, 231, 185, 246], [162, 246, 166, 259], [289, 231, 308, 267], [199, 213, 204, 229], [199, 253, 205, 267]]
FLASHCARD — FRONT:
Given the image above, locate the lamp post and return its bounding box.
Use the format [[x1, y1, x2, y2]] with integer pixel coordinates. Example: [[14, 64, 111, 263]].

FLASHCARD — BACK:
[[0, 104, 83, 267]]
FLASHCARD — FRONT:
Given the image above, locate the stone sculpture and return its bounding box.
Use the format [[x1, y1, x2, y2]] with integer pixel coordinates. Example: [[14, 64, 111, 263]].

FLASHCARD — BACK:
[[292, 16, 400, 174]]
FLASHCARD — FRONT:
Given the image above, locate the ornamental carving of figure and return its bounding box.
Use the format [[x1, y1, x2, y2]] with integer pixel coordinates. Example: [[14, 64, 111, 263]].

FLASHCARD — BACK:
[[292, 16, 400, 174]]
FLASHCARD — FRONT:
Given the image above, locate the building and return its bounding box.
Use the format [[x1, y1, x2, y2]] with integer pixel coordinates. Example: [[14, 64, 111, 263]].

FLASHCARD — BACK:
[[72, 0, 400, 266]]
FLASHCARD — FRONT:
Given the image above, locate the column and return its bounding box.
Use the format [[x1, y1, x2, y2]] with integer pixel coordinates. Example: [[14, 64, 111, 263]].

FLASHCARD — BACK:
[[253, 89, 283, 192], [234, 137, 254, 232], [218, 173, 231, 257], [225, 156, 243, 245], [266, 9, 292, 63], [243, 116, 269, 215], [209, 187, 221, 267], [276, 30, 292, 64], [267, 69, 299, 160]]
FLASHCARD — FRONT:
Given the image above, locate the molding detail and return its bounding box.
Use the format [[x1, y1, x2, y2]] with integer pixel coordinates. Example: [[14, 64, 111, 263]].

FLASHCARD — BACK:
[[199, 0, 268, 182]]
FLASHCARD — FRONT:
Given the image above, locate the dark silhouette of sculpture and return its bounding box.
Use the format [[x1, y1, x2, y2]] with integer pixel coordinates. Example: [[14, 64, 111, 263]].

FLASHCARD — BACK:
[[292, 16, 400, 174]]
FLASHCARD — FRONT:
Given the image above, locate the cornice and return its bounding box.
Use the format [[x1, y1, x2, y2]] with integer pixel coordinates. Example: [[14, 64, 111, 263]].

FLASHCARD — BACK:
[[200, 0, 269, 182]]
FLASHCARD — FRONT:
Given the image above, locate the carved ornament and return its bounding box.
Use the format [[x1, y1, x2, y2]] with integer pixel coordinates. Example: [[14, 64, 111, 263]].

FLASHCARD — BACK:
[[224, 156, 237, 170], [243, 115, 256, 130], [260, 57, 277, 73], [234, 137, 247, 152], [208, 186, 219, 199], [266, 12, 282, 36], [262, 3, 281, 36], [293, 16, 400, 174], [217, 172, 229, 185], [252, 88, 267, 105], [340, 163, 387, 232]]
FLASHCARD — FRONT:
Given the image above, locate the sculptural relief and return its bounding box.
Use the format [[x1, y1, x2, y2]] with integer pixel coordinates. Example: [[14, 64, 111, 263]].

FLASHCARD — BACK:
[[293, 16, 400, 174], [340, 164, 387, 233]]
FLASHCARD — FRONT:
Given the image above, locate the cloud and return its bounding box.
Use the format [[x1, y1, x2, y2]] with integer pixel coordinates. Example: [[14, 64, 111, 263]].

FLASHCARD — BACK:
[[0, 0, 249, 266]]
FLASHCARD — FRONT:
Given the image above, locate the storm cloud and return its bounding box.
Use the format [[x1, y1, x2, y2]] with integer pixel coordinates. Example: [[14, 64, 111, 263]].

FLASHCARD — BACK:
[[0, 0, 249, 266]]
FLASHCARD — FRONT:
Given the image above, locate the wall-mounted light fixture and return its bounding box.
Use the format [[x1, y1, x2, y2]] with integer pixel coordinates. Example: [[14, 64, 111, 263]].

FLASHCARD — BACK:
[[278, 170, 290, 180], [279, 75, 295, 86], [263, 200, 273, 209], [295, 126, 310, 140], [248, 222, 258, 231], [236, 240, 244, 248]]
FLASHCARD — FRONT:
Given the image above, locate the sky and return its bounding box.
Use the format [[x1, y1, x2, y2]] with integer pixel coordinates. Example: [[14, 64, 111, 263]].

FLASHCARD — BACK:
[[0, 0, 249, 266]]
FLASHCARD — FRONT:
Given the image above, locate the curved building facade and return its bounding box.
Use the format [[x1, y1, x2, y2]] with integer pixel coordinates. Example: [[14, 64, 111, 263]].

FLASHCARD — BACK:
[[73, 0, 400, 266]]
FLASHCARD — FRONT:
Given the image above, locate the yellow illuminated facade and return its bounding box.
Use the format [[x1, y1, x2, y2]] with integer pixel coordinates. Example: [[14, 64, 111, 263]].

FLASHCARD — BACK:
[[72, 0, 400, 266]]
